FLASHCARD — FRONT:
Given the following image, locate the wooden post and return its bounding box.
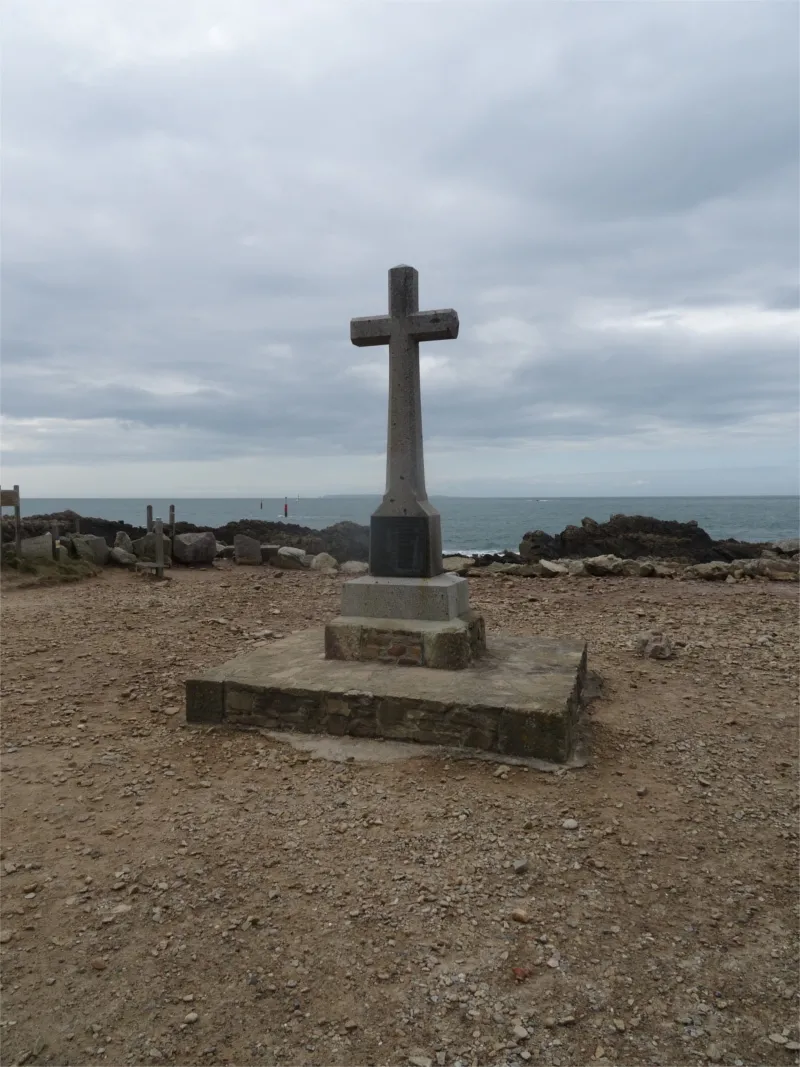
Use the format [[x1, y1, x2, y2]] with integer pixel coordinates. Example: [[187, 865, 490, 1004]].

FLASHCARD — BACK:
[[14, 485, 21, 557], [154, 518, 165, 579], [169, 504, 176, 552], [146, 505, 154, 533], [50, 521, 59, 560], [75, 515, 81, 534]]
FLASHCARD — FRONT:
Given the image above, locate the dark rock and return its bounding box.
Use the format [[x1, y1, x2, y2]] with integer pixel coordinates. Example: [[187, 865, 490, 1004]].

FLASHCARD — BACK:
[[519, 514, 771, 564], [72, 534, 110, 566]]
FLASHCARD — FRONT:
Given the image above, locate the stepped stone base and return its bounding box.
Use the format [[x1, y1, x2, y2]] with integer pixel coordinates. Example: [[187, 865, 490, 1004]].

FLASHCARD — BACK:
[[185, 629, 588, 762], [325, 611, 486, 669]]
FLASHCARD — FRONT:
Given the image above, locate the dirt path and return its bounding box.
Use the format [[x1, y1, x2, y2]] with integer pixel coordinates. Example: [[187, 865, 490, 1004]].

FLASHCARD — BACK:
[[1, 565, 797, 1066]]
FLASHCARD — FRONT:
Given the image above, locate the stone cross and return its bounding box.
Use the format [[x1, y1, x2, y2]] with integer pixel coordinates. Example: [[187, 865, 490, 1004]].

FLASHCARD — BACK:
[[351, 264, 458, 578]]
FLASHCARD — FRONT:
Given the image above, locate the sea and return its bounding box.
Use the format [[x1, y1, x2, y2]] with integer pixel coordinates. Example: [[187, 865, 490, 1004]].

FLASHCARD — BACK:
[[19, 496, 800, 554]]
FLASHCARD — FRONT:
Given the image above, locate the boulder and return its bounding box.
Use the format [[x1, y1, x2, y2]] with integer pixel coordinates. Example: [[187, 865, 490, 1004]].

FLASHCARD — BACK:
[[634, 631, 675, 660], [566, 560, 587, 577], [773, 538, 799, 556], [173, 531, 217, 565], [272, 546, 309, 570], [110, 547, 138, 567], [652, 563, 676, 578], [742, 557, 799, 579], [234, 534, 262, 565], [518, 563, 544, 577], [260, 544, 280, 563], [216, 543, 234, 559], [622, 559, 656, 577], [114, 531, 134, 553], [73, 534, 111, 565], [71, 536, 93, 562], [132, 532, 173, 562], [443, 555, 475, 573], [519, 529, 559, 562], [340, 560, 369, 577], [310, 552, 338, 572], [540, 560, 568, 578], [584, 554, 624, 577], [686, 561, 731, 581], [317, 521, 369, 564]]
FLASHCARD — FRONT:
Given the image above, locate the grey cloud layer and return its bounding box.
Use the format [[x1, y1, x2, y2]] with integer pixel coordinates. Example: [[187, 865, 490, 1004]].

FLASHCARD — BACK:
[[2, 1, 798, 473]]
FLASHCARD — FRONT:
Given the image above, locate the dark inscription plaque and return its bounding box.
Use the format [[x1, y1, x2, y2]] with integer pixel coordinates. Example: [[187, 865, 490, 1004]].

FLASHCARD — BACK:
[[370, 516, 432, 578]]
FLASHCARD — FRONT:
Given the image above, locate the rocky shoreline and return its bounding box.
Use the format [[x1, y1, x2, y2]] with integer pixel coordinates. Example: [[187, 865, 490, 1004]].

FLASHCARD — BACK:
[[2, 509, 797, 579]]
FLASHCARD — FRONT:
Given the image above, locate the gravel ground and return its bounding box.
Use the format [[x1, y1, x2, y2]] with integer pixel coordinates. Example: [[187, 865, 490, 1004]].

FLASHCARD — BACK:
[[1, 564, 798, 1067]]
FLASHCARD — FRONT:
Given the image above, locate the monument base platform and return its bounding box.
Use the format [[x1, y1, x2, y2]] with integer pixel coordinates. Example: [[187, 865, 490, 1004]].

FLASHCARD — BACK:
[[185, 630, 588, 762], [324, 611, 486, 669]]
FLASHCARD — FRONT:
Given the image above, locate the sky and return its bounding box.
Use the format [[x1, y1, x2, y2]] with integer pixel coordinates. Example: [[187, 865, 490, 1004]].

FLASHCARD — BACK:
[[2, 1, 799, 498]]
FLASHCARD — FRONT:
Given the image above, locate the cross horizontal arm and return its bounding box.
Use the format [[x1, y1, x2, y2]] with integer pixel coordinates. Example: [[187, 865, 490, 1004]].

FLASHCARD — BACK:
[[408, 309, 459, 342], [351, 315, 392, 347]]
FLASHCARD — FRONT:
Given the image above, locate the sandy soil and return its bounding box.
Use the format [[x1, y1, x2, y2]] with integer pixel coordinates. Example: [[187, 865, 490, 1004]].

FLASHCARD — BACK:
[[1, 564, 798, 1067]]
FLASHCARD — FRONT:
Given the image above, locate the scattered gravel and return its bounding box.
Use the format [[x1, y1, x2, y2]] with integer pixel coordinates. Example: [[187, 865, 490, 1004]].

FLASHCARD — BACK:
[[0, 564, 797, 1066]]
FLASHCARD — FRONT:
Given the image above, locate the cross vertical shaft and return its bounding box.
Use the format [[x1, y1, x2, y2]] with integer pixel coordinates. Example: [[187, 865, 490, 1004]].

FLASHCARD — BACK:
[[386, 265, 426, 507]]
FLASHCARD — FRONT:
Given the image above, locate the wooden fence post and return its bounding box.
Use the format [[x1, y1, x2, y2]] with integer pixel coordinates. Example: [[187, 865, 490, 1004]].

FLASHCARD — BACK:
[[75, 515, 81, 534], [154, 518, 165, 579], [146, 505, 154, 533], [14, 485, 21, 557], [169, 504, 175, 550], [50, 521, 59, 560]]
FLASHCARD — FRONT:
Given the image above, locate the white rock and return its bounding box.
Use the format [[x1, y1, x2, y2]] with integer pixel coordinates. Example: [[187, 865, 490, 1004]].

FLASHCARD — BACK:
[[562, 818, 578, 830], [584, 554, 624, 577], [340, 560, 368, 576], [540, 560, 568, 578], [273, 546, 309, 570], [310, 552, 338, 572]]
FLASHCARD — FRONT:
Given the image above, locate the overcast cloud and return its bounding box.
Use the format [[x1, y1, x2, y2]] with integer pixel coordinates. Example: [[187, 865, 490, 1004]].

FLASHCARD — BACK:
[[2, 1, 798, 496]]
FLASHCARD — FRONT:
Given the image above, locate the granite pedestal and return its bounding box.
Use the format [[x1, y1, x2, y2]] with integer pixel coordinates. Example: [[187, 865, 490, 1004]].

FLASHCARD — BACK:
[[186, 630, 588, 763]]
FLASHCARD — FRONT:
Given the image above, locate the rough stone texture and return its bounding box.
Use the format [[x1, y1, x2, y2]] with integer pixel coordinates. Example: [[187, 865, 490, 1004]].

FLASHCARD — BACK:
[[114, 531, 134, 554], [340, 561, 369, 576], [519, 513, 770, 563], [132, 532, 172, 562], [70, 534, 110, 566], [272, 547, 309, 570], [19, 533, 54, 561], [216, 544, 235, 559], [351, 265, 458, 579], [443, 555, 475, 573], [173, 531, 217, 565], [325, 611, 486, 669], [773, 537, 799, 555], [634, 631, 675, 659], [260, 544, 279, 563], [109, 547, 138, 567], [584, 554, 624, 576], [687, 561, 731, 581], [741, 557, 799, 579], [341, 573, 470, 622], [540, 560, 568, 578], [310, 552, 338, 571], [185, 629, 586, 762], [234, 534, 261, 565]]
